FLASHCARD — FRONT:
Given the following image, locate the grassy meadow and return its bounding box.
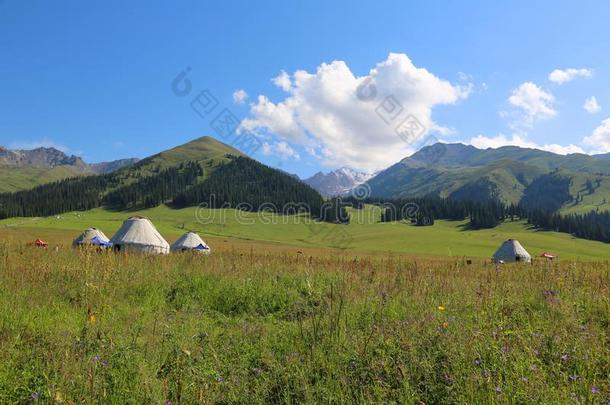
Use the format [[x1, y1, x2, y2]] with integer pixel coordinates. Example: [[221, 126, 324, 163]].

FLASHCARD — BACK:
[[1, 204, 609, 261], [0, 205, 608, 402], [0, 245, 608, 403]]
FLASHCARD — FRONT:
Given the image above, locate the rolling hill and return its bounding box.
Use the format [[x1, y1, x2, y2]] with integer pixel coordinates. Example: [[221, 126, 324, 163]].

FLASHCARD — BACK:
[[0, 146, 139, 192], [0, 136, 324, 220], [367, 143, 610, 213]]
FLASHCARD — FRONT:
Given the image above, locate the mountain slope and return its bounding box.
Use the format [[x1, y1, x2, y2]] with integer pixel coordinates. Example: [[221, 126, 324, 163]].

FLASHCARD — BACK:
[[90, 158, 139, 174], [0, 136, 324, 220], [0, 146, 140, 192], [304, 168, 373, 196], [367, 143, 610, 213]]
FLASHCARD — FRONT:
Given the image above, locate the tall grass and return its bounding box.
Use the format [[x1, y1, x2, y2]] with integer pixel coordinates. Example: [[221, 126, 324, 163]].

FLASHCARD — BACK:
[[0, 243, 608, 403]]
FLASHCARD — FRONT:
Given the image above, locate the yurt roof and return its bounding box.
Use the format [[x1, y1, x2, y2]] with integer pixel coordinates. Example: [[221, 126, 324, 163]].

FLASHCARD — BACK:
[[171, 231, 210, 251], [110, 217, 170, 249], [493, 239, 531, 259], [73, 228, 110, 245]]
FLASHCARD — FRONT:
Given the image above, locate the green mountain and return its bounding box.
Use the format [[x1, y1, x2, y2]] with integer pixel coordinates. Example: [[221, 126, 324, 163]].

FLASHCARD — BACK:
[[0, 146, 139, 193], [0, 136, 324, 220], [367, 143, 610, 213]]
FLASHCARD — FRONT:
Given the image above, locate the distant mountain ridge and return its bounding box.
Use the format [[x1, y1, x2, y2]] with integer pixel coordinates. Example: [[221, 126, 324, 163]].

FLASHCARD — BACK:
[[0, 146, 87, 168], [0, 136, 325, 221], [304, 167, 374, 196], [366, 143, 610, 214], [90, 158, 140, 174], [0, 146, 139, 192]]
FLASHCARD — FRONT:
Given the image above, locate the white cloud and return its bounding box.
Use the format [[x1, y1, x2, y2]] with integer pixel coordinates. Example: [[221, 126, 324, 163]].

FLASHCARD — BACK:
[[272, 71, 292, 91], [261, 141, 300, 160], [240, 53, 469, 170], [583, 96, 601, 114], [548, 68, 593, 84], [232, 89, 248, 104], [583, 118, 610, 154], [469, 133, 584, 155], [506, 82, 557, 128]]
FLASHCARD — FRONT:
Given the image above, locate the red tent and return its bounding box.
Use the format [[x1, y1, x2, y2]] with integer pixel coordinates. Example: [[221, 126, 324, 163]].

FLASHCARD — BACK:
[[34, 239, 48, 248], [540, 252, 555, 259]]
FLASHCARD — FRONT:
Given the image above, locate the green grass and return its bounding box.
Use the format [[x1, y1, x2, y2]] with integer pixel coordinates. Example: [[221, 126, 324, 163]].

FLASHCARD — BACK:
[[0, 165, 90, 193], [0, 247, 607, 403], [1, 204, 608, 261]]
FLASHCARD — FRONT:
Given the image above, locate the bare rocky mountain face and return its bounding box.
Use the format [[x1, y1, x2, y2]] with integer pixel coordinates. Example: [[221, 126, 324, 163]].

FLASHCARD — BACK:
[[304, 167, 374, 197], [0, 146, 138, 173], [0, 147, 87, 168]]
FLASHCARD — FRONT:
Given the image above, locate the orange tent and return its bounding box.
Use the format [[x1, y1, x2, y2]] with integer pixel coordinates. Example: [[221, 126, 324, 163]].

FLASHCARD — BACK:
[[34, 239, 48, 248]]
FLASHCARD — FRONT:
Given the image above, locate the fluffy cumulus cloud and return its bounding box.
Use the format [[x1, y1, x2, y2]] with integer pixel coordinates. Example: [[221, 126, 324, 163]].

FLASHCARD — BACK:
[[240, 53, 469, 170], [506, 82, 557, 128], [548, 68, 593, 84], [583, 118, 610, 154], [469, 133, 584, 155], [583, 96, 601, 114], [272, 71, 292, 92], [261, 141, 300, 160], [232, 89, 248, 104]]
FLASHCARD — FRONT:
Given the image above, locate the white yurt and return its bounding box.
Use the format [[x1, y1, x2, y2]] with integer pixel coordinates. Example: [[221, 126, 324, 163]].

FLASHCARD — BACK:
[[171, 231, 211, 254], [492, 239, 531, 263], [110, 217, 170, 254], [72, 228, 111, 247]]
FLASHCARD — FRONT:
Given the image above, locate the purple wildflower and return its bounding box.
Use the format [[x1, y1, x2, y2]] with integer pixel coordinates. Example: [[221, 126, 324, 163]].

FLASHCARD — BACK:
[[483, 370, 491, 378], [591, 386, 600, 395], [501, 346, 509, 354], [165, 401, 173, 405], [474, 358, 481, 366], [495, 386, 502, 394]]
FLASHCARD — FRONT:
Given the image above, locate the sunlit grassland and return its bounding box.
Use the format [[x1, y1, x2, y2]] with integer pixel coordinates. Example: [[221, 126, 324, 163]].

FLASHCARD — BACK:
[[0, 245, 608, 403], [1, 205, 609, 260]]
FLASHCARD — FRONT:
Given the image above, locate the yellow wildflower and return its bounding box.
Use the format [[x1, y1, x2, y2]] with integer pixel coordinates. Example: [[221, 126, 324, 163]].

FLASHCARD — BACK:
[[438, 305, 445, 311]]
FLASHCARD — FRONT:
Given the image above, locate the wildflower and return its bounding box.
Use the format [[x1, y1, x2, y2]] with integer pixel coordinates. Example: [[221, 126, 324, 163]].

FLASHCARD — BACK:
[[591, 386, 600, 395], [437, 305, 445, 311], [442, 321, 449, 328], [30, 392, 39, 401], [87, 308, 96, 325], [569, 374, 579, 381], [474, 358, 481, 366], [165, 401, 173, 405], [522, 377, 528, 383], [560, 354, 569, 361], [495, 386, 502, 394], [501, 346, 508, 354], [483, 370, 491, 378]]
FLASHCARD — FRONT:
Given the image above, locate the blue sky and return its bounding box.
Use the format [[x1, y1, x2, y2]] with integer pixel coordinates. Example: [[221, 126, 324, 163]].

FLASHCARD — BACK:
[[1, 1, 609, 178]]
